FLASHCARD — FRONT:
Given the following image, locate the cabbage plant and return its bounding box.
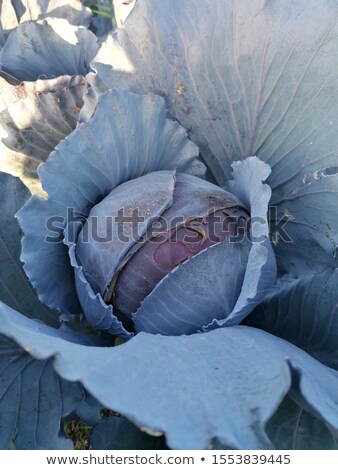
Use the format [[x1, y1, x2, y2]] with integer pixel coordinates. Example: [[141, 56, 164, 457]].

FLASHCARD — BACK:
[[1, 0, 338, 450]]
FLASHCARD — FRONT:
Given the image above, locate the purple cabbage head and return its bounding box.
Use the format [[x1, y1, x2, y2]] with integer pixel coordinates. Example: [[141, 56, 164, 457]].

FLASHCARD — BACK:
[[75, 171, 252, 333]]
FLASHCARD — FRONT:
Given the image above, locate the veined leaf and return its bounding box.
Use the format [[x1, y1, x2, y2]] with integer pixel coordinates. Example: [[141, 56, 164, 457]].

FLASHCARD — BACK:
[[91, 0, 338, 273], [0, 333, 84, 449], [1, 304, 338, 449], [246, 269, 338, 370], [0, 75, 86, 193], [0, 18, 99, 81]]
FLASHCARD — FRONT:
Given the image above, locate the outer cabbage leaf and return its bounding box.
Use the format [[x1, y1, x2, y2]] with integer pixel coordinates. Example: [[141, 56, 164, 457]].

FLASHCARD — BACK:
[[11, 0, 91, 26], [2, 305, 338, 449], [0, 298, 109, 450], [17, 89, 200, 335], [91, 0, 338, 273], [246, 269, 338, 370], [0, 75, 86, 193], [0, 171, 57, 325], [90, 416, 166, 450], [209, 157, 276, 327], [267, 396, 338, 450], [0, 330, 84, 449], [0, 168, 113, 449], [0, 18, 99, 81]]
